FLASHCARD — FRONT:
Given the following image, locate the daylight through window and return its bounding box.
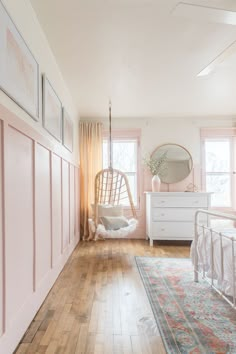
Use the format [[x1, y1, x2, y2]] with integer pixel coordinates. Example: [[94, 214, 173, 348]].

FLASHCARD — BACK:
[[102, 138, 138, 206]]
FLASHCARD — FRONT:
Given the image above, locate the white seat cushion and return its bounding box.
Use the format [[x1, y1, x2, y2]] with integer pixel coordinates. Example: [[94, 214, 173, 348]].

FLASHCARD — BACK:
[[100, 216, 129, 230]]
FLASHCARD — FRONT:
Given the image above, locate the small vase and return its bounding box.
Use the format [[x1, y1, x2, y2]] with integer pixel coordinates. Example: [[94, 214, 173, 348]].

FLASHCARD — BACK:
[[152, 174, 161, 192]]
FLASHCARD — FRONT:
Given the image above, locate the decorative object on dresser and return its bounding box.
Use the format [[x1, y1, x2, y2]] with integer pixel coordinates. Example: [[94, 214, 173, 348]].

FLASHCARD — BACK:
[[143, 151, 167, 192], [151, 174, 161, 192], [145, 192, 211, 246], [185, 182, 198, 192], [0, 0, 39, 120], [42, 74, 62, 142], [151, 143, 193, 184]]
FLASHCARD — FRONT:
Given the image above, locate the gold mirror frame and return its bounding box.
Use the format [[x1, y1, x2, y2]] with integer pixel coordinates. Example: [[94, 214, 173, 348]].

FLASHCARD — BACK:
[[151, 143, 193, 184]]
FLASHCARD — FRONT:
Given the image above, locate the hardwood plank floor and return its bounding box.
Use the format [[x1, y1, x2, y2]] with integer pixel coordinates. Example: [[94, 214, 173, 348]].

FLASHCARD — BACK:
[[15, 239, 190, 354]]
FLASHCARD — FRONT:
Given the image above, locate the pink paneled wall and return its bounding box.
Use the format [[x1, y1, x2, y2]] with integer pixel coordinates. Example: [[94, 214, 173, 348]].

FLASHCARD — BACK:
[[0, 104, 80, 354], [5, 127, 34, 328], [62, 160, 70, 250], [35, 144, 51, 287], [0, 120, 3, 337], [70, 164, 75, 244], [52, 154, 62, 267]]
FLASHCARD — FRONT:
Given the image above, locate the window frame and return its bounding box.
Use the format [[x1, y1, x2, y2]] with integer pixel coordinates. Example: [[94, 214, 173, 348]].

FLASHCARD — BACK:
[[201, 132, 235, 212], [102, 129, 141, 209]]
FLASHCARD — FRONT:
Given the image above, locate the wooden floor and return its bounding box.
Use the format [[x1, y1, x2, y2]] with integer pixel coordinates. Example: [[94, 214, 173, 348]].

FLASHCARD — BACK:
[[15, 239, 190, 354]]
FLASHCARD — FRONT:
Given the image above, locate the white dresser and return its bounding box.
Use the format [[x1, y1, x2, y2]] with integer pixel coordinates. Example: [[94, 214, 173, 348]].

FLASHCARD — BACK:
[[145, 192, 211, 246]]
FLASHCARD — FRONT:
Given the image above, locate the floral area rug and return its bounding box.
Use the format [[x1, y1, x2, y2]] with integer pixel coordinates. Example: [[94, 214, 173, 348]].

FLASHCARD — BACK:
[[135, 257, 236, 354]]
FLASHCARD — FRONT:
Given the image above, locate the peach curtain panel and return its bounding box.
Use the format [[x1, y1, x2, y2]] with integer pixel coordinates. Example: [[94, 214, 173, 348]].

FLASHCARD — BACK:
[[79, 121, 103, 239]]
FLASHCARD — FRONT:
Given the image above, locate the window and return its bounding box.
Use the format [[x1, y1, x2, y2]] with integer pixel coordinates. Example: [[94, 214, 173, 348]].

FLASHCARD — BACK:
[[203, 138, 233, 208], [102, 136, 139, 207]]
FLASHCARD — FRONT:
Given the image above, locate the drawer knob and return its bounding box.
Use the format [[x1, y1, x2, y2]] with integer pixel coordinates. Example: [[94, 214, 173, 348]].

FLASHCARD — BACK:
[[193, 200, 199, 204], [161, 228, 165, 231], [161, 213, 165, 216], [161, 200, 165, 204]]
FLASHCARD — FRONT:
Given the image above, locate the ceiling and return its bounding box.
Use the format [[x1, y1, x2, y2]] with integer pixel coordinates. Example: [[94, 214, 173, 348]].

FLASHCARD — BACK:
[[30, 0, 236, 119]]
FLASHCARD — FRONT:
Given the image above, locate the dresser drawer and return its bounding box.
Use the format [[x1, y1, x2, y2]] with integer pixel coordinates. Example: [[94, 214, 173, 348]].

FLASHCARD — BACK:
[[151, 196, 208, 208], [152, 208, 208, 222], [152, 222, 194, 239]]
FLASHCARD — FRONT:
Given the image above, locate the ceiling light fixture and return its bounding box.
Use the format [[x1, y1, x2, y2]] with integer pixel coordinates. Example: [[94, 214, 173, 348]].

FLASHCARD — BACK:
[[171, 2, 236, 26], [197, 40, 236, 76]]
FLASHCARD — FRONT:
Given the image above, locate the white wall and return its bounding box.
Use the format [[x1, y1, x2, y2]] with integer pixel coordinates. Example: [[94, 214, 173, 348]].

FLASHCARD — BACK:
[[99, 115, 236, 238], [0, 0, 79, 160], [106, 116, 236, 164]]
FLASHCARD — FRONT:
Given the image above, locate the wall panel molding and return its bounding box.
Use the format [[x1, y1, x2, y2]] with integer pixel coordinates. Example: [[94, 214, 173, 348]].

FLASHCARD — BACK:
[[5, 127, 34, 330], [0, 104, 78, 166], [0, 120, 4, 336], [0, 104, 79, 354], [70, 165, 75, 243], [62, 160, 70, 250], [50, 151, 53, 269], [76, 166, 80, 239], [32, 140, 36, 293], [52, 154, 62, 267], [35, 143, 51, 288]]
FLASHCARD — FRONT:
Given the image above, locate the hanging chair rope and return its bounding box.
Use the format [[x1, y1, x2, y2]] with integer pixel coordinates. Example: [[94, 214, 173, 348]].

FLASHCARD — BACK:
[[109, 101, 112, 169]]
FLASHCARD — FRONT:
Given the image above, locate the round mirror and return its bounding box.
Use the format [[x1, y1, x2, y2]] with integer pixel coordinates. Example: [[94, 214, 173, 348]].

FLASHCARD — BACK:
[[151, 144, 193, 184]]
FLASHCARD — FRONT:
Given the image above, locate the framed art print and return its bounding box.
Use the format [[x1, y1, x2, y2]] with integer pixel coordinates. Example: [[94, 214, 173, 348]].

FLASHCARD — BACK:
[[42, 74, 62, 142], [62, 108, 73, 152], [0, 0, 39, 120]]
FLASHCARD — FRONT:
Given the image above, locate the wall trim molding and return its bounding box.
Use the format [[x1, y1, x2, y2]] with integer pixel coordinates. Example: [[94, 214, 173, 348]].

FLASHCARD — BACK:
[[0, 104, 79, 167], [0, 104, 80, 354]]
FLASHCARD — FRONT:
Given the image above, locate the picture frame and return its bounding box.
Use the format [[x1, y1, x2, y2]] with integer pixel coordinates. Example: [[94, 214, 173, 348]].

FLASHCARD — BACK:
[[42, 74, 62, 142], [0, 0, 39, 120], [62, 108, 73, 152]]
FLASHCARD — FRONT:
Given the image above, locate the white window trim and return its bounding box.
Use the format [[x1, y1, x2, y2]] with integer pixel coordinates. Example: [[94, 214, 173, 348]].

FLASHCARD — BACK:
[[201, 135, 235, 211], [102, 130, 141, 209]]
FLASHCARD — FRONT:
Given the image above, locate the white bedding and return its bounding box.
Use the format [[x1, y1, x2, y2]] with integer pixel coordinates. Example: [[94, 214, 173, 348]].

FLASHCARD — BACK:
[[190, 228, 236, 296]]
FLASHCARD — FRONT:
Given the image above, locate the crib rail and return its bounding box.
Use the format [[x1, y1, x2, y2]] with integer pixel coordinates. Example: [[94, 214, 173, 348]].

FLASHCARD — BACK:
[[194, 209, 236, 309]]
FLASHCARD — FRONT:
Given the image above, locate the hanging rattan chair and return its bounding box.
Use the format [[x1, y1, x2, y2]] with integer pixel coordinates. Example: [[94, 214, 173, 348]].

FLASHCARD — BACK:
[[92, 103, 138, 239]]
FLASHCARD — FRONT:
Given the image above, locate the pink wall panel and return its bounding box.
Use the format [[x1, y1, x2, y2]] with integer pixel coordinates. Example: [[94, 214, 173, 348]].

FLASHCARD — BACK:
[[70, 165, 75, 242], [5, 126, 34, 328], [75, 167, 80, 239], [0, 120, 3, 336], [62, 160, 70, 250], [52, 154, 62, 265], [75, 168, 80, 237], [0, 104, 80, 354], [35, 144, 51, 286]]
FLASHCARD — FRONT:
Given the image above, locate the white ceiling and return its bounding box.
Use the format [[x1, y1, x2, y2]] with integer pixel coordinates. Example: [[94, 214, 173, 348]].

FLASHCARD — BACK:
[[30, 0, 236, 119]]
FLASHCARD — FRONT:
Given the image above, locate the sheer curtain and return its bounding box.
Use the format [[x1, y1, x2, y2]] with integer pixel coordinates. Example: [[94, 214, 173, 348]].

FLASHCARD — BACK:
[[79, 122, 102, 239]]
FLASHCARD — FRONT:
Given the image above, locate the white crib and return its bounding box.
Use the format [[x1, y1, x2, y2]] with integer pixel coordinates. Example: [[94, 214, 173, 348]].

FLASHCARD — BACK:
[[192, 209, 236, 308]]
